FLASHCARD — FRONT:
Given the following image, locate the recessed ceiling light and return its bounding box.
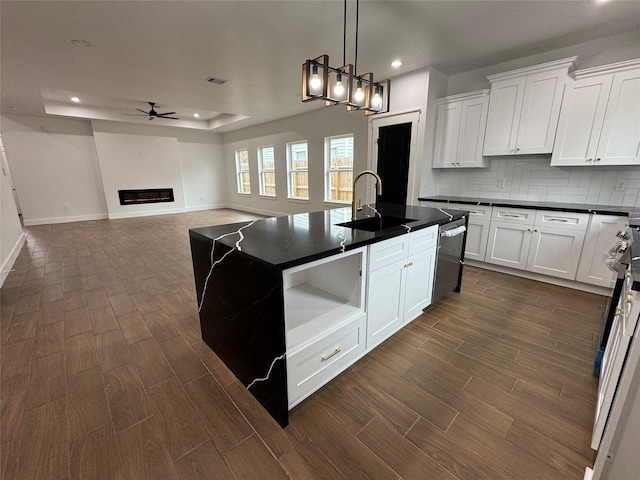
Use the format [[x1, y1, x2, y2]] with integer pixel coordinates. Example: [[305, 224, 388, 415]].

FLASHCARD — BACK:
[[70, 39, 92, 48], [70, 97, 81, 103], [193, 113, 200, 118], [390, 59, 403, 69]]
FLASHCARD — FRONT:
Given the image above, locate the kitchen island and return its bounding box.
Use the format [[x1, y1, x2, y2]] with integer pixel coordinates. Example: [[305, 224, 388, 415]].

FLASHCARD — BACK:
[[189, 204, 467, 427]]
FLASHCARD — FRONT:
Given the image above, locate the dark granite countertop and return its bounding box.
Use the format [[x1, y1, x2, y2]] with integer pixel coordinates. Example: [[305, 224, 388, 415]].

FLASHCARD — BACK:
[[418, 195, 633, 216], [190, 204, 466, 270]]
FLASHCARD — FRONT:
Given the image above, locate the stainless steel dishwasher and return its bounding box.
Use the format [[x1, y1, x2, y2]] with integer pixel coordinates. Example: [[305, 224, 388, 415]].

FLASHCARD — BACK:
[[432, 217, 467, 303]]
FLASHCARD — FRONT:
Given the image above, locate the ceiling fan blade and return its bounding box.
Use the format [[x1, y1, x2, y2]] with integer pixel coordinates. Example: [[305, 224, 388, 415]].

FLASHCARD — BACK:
[[148, 117, 154, 121], [157, 112, 176, 116], [164, 117, 180, 120], [123, 113, 149, 116], [136, 108, 148, 114]]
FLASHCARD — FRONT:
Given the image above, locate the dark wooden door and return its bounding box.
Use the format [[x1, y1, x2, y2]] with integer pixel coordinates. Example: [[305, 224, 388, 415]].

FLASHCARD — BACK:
[[376, 122, 412, 205]]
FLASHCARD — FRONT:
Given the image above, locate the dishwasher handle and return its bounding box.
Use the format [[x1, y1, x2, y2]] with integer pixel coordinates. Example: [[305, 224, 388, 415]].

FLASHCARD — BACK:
[[440, 225, 466, 237]]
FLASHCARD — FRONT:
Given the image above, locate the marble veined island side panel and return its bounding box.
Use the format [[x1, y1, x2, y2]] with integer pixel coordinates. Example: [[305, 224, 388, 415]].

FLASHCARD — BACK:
[[189, 223, 288, 426]]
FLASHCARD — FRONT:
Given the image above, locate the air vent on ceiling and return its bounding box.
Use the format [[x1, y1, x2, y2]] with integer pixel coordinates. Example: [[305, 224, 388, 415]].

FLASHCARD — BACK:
[[205, 77, 227, 85]]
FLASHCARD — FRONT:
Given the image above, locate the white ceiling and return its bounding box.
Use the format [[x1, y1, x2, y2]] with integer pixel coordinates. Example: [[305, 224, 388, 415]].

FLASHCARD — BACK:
[[2, 0, 640, 133]]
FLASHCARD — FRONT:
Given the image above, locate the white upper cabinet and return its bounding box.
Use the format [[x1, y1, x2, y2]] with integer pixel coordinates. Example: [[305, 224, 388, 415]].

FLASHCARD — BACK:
[[433, 90, 489, 168], [483, 57, 576, 156], [552, 59, 640, 167]]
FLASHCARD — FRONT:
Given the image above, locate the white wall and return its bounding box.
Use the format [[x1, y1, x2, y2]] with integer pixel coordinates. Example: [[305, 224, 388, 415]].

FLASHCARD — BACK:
[[91, 121, 187, 219], [177, 130, 228, 211], [222, 106, 368, 217], [0, 138, 25, 287], [1, 115, 108, 225], [1, 116, 228, 225]]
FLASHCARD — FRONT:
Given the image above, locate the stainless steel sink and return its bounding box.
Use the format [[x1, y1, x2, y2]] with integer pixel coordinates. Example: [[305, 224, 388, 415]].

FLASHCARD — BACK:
[[336, 216, 417, 232]]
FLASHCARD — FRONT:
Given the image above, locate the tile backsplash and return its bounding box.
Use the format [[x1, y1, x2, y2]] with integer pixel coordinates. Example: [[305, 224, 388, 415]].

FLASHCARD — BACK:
[[432, 156, 640, 207]]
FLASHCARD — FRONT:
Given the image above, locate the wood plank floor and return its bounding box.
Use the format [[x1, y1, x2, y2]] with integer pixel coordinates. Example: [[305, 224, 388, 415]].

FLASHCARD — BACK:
[[0, 209, 605, 479]]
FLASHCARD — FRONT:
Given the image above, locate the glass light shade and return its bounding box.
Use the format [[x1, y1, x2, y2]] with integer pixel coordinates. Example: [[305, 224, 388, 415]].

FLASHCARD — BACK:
[[302, 55, 329, 102], [334, 77, 345, 97], [354, 82, 365, 103], [371, 89, 382, 108], [310, 65, 322, 92]]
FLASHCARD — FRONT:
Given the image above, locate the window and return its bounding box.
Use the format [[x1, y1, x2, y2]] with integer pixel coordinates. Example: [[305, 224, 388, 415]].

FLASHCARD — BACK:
[[235, 149, 250, 194], [325, 134, 354, 203], [287, 141, 309, 200], [258, 146, 276, 196]]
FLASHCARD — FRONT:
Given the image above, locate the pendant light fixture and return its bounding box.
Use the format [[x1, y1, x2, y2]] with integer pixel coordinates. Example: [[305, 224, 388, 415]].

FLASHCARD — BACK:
[[301, 0, 389, 115]]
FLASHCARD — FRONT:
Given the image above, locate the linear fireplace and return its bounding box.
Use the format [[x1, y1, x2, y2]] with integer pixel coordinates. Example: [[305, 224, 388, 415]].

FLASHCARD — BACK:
[[118, 188, 175, 206]]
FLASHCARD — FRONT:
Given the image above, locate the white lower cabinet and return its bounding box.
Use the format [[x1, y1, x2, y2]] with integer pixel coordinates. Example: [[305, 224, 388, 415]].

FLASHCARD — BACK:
[[283, 247, 368, 408], [287, 314, 366, 407], [367, 260, 405, 349], [526, 226, 586, 279], [366, 226, 438, 350], [420, 200, 628, 288], [576, 215, 628, 288], [284, 226, 439, 408], [486, 220, 532, 270], [485, 207, 589, 280]]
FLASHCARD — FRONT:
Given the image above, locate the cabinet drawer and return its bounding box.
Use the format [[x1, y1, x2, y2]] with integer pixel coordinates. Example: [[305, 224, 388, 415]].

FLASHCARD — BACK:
[[287, 315, 366, 407], [491, 207, 535, 225], [462, 205, 492, 220], [534, 210, 590, 231], [368, 235, 409, 272], [409, 225, 438, 255]]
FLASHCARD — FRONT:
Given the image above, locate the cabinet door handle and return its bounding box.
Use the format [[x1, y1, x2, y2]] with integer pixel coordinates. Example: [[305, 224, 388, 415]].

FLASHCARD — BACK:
[[595, 158, 601, 163], [503, 213, 522, 218], [586, 158, 593, 163], [321, 347, 341, 362], [516, 147, 520, 152], [469, 210, 479, 214], [548, 218, 569, 223], [616, 307, 624, 316]]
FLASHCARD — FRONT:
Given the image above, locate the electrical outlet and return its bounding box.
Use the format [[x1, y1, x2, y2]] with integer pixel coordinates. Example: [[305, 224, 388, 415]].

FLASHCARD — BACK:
[[63, 205, 69, 211], [497, 178, 505, 188], [614, 180, 626, 191]]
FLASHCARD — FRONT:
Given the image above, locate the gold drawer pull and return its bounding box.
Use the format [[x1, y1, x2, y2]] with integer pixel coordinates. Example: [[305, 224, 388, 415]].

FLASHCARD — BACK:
[[503, 213, 522, 218], [616, 307, 624, 316], [321, 347, 341, 362], [548, 218, 569, 222]]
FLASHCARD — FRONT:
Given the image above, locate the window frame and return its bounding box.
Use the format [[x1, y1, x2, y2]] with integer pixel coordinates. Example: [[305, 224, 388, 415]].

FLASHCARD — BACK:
[[235, 148, 251, 195], [257, 145, 277, 197], [324, 134, 354, 204], [286, 141, 309, 201]]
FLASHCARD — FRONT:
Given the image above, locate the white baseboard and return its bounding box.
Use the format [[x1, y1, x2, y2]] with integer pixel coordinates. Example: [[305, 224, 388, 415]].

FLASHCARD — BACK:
[[108, 207, 187, 220], [466, 259, 613, 296], [23, 213, 109, 226], [186, 203, 230, 212], [584, 467, 594, 480], [1, 232, 26, 287], [226, 204, 286, 217]]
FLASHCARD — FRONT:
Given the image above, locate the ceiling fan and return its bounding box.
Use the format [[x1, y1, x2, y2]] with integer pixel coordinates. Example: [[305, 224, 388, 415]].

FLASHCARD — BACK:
[[124, 101, 179, 120]]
